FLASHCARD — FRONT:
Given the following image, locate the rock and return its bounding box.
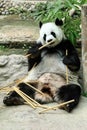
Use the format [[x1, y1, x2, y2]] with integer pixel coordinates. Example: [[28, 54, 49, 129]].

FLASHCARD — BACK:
[[0, 54, 28, 87], [0, 55, 9, 67]]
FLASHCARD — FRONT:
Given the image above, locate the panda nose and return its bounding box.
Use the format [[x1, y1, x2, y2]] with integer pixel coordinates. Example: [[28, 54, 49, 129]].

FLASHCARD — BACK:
[[47, 39, 53, 43]]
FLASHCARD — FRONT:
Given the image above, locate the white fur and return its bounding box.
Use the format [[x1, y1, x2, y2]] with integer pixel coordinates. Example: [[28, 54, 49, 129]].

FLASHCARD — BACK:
[[24, 53, 66, 82], [37, 22, 65, 47]]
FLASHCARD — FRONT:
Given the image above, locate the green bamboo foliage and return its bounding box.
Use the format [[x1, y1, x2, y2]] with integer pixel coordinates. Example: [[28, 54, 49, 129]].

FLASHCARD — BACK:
[[30, 0, 87, 45]]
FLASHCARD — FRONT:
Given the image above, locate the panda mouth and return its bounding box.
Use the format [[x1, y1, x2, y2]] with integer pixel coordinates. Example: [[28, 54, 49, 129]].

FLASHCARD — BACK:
[[50, 41, 55, 45], [48, 41, 55, 46]]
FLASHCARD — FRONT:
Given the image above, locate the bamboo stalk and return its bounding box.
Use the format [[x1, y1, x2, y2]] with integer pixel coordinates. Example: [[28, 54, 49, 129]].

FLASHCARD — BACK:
[[20, 90, 49, 109], [0, 82, 14, 90], [0, 75, 28, 91], [0, 63, 37, 92], [24, 82, 45, 96], [27, 80, 38, 84], [0, 106, 5, 109], [14, 86, 49, 109], [0, 88, 13, 93], [25, 40, 56, 58], [14, 86, 36, 108], [38, 40, 56, 50], [20, 89, 40, 106], [39, 99, 75, 114]]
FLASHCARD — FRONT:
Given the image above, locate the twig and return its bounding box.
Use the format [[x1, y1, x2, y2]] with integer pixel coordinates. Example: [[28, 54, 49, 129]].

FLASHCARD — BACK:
[[24, 82, 45, 96], [14, 86, 36, 108], [27, 80, 38, 84], [20, 90, 48, 109], [0, 88, 13, 93], [39, 99, 75, 114], [20, 89, 40, 107], [0, 64, 37, 92], [25, 40, 56, 58], [14, 86, 49, 109], [38, 40, 55, 50], [0, 106, 5, 109]]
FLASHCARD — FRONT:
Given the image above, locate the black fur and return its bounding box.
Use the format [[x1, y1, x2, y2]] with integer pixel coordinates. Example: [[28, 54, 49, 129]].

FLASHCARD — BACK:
[[56, 84, 81, 112], [19, 82, 35, 98], [43, 34, 46, 41], [3, 91, 24, 106], [51, 31, 56, 38], [39, 18, 63, 28], [39, 21, 43, 28], [55, 18, 63, 26], [3, 82, 35, 106], [27, 42, 42, 70]]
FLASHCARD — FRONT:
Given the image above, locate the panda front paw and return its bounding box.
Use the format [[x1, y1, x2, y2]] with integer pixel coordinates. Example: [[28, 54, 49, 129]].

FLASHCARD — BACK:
[[63, 56, 72, 65], [28, 43, 42, 58], [63, 56, 80, 71]]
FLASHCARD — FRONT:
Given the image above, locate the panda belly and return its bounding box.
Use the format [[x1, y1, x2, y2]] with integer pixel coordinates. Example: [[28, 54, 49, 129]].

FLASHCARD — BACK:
[[34, 72, 66, 103], [24, 53, 67, 82]]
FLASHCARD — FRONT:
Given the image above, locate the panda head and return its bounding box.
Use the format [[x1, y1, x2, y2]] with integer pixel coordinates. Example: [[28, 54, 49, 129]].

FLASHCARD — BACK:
[[37, 18, 65, 48]]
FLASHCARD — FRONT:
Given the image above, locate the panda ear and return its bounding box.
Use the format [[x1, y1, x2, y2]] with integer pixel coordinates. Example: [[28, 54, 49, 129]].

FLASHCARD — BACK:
[[39, 21, 43, 28], [55, 18, 63, 26]]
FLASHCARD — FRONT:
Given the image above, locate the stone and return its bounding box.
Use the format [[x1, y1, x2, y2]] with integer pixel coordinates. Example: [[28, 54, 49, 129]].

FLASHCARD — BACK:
[[0, 54, 28, 87], [0, 56, 9, 67]]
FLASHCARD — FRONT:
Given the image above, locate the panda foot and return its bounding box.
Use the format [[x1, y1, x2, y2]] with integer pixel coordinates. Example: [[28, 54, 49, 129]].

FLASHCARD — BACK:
[[3, 91, 24, 106], [59, 102, 77, 112], [55, 84, 81, 112]]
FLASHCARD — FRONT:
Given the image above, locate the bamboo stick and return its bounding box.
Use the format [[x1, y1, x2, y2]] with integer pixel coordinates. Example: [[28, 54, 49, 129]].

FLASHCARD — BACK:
[[14, 86, 36, 108], [19, 89, 40, 106], [20, 90, 49, 109], [38, 40, 56, 50], [39, 99, 75, 114], [0, 106, 5, 109], [27, 80, 38, 84], [24, 82, 45, 96], [25, 40, 56, 58], [14, 86, 49, 109]]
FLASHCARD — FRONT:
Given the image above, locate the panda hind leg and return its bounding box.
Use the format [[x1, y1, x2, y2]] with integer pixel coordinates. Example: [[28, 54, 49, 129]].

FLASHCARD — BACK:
[[55, 84, 81, 112], [3, 82, 35, 106]]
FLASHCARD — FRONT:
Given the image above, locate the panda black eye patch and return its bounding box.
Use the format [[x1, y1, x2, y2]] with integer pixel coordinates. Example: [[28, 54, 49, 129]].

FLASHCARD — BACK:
[[51, 32, 56, 38], [43, 34, 46, 41]]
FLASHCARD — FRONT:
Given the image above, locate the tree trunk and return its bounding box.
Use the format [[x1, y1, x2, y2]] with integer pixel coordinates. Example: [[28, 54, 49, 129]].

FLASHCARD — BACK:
[[82, 4, 87, 92]]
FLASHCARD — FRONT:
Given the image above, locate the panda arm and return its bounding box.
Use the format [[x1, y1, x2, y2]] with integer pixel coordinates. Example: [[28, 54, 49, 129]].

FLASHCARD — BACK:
[[62, 39, 80, 71], [27, 42, 42, 71]]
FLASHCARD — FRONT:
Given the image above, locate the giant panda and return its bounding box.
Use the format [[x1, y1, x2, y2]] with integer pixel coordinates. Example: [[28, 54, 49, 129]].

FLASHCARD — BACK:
[[3, 18, 81, 112]]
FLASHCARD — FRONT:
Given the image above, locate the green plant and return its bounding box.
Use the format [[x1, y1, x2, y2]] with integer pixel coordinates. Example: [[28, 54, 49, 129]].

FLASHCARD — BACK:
[[0, 45, 6, 50], [82, 92, 87, 97], [30, 0, 87, 45]]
